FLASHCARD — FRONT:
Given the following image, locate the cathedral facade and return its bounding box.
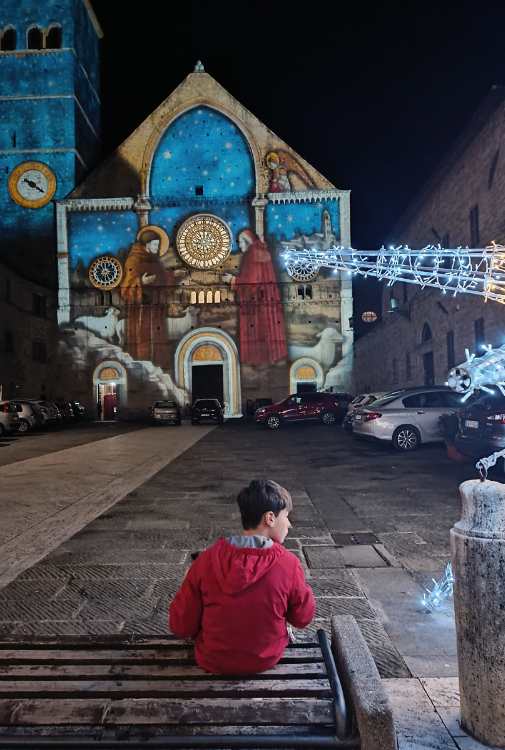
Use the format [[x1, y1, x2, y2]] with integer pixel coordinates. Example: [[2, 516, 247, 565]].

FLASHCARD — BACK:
[[2, 1, 353, 417]]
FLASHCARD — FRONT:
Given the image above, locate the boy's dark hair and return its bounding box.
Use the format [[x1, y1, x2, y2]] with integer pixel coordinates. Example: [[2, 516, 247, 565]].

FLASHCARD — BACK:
[[237, 480, 292, 529]]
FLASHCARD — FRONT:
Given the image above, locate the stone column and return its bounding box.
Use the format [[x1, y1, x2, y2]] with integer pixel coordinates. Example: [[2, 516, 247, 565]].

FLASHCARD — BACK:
[[133, 194, 152, 228], [451, 478, 505, 746], [251, 194, 268, 240]]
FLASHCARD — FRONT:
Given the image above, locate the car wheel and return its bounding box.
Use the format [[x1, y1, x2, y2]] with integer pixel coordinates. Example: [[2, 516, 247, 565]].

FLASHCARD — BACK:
[[321, 411, 337, 426], [392, 425, 420, 451], [266, 414, 281, 430], [17, 419, 30, 434]]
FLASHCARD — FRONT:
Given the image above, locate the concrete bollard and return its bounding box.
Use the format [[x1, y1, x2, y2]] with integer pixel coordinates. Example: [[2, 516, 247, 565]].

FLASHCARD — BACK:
[[451, 478, 505, 747]]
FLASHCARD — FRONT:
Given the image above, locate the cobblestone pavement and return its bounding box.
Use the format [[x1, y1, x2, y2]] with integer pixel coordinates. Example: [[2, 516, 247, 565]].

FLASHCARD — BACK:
[[0, 420, 478, 685]]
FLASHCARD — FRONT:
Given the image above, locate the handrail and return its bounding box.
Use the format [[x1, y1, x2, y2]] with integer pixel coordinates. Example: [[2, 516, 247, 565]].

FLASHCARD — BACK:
[[317, 629, 356, 741]]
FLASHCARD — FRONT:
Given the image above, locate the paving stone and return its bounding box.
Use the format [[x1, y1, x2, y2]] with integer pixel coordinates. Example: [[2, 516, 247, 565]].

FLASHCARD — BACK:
[[13, 619, 125, 635], [315, 596, 376, 620], [357, 619, 412, 678], [308, 574, 364, 598], [339, 544, 390, 567], [0, 595, 83, 621], [303, 545, 345, 568]]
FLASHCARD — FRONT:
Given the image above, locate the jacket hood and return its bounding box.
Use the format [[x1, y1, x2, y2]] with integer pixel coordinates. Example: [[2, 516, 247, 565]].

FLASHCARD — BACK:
[[210, 538, 286, 595]]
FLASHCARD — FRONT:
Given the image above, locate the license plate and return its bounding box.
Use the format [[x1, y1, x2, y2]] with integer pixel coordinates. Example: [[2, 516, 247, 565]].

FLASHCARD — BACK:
[[465, 419, 479, 429]]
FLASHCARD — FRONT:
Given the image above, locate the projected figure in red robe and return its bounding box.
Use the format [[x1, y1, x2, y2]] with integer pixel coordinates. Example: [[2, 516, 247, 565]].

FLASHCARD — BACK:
[[223, 229, 287, 365]]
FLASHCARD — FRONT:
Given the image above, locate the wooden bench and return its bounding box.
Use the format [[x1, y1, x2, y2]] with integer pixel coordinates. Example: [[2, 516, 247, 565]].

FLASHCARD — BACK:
[[0, 627, 372, 748]]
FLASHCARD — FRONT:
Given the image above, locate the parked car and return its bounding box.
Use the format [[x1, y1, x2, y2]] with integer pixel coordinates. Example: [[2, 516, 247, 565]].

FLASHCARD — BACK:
[[150, 400, 181, 425], [342, 392, 388, 432], [454, 387, 505, 469], [0, 401, 20, 436], [24, 400, 61, 426], [70, 401, 86, 420], [255, 392, 346, 430], [352, 386, 463, 451], [54, 400, 75, 423], [10, 401, 39, 433], [191, 399, 224, 425]]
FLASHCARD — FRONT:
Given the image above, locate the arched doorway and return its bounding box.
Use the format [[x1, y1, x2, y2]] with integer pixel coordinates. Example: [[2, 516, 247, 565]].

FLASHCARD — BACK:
[[290, 358, 324, 394], [92, 361, 127, 421], [175, 328, 242, 417]]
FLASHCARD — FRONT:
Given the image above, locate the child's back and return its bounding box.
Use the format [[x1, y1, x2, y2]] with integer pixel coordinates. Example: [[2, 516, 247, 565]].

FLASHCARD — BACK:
[[169, 480, 315, 674]]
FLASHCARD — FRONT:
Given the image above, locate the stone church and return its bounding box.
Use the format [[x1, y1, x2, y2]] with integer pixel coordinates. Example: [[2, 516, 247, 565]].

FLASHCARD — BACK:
[[1, 0, 353, 418]]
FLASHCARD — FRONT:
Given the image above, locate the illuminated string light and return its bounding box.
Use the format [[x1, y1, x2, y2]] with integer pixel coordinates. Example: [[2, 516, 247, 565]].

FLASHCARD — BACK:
[[282, 242, 505, 303], [447, 344, 505, 400], [422, 563, 455, 612]]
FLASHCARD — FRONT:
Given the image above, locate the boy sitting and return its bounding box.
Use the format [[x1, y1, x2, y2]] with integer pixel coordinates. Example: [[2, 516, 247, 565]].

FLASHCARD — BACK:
[[169, 479, 315, 674]]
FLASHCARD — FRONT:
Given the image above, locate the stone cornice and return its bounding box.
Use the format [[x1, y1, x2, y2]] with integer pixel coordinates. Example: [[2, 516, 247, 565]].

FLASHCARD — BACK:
[[57, 197, 134, 212], [267, 189, 348, 204]]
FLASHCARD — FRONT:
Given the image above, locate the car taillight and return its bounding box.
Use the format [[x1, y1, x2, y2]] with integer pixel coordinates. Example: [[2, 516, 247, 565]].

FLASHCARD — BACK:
[[487, 414, 505, 424], [364, 411, 382, 421]]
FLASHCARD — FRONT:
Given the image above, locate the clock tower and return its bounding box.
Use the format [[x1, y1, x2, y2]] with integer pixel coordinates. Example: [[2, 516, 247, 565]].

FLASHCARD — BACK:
[[0, 0, 102, 285]]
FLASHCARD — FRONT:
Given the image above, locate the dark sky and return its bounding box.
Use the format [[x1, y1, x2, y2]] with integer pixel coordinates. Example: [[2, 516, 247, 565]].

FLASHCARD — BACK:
[[91, 1, 505, 330]]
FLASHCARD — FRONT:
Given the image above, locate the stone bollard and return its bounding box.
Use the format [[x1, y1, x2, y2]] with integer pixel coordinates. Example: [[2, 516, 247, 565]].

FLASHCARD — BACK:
[[451, 479, 505, 747]]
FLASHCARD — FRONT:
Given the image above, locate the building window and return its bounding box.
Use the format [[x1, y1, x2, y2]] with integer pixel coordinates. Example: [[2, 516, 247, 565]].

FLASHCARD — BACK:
[[4, 331, 14, 353], [392, 358, 398, 384], [45, 24, 62, 49], [32, 293, 47, 317], [214, 290, 221, 303], [195, 185, 204, 196], [406, 352, 412, 380], [297, 284, 313, 300], [421, 323, 432, 343], [32, 341, 47, 363], [190, 291, 197, 304], [27, 26, 44, 49], [198, 291, 205, 304], [447, 330, 455, 369], [470, 204, 480, 246], [474, 318, 485, 352], [1, 27, 16, 51]]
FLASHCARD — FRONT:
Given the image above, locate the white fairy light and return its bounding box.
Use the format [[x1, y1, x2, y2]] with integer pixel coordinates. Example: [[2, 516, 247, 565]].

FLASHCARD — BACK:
[[448, 343, 505, 400], [422, 563, 455, 612], [283, 242, 505, 303]]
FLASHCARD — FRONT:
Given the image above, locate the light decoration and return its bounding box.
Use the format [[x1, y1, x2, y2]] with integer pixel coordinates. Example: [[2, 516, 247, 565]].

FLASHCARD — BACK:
[[282, 242, 505, 303], [447, 344, 505, 401], [422, 562, 455, 612]]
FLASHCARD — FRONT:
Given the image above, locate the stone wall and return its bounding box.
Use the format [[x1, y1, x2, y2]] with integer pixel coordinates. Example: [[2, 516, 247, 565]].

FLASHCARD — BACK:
[[354, 91, 505, 394]]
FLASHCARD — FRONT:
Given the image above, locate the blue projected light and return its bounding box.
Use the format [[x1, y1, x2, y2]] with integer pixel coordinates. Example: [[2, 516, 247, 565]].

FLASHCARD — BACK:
[[150, 107, 255, 200], [68, 211, 138, 270], [265, 201, 340, 243]]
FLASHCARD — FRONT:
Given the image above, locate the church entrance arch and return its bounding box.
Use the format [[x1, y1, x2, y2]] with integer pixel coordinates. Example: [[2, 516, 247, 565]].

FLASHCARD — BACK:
[[175, 329, 241, 417], [92, 361, 127, 421]]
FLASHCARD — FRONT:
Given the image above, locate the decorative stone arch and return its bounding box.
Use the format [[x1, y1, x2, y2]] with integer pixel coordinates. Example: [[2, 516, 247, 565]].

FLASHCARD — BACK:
[[1, 26, 17, 51], [45, 23, 62, 49], [289, 358, 324, 394], [141, 101, 265, 197], [92, 360, 128, 404], [175, 327, 242, 417], [26, 25, 43, 49]]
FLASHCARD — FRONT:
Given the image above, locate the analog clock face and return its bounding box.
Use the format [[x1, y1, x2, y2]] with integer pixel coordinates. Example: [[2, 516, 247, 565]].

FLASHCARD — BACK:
[[8, 161, 57, 208], [88, 256, 123, 290], [176, 214, 231, 269]]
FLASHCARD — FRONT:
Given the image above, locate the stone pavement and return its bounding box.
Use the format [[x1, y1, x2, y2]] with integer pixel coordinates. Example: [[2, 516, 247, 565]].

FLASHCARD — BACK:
[[0, 420, 495, 748]]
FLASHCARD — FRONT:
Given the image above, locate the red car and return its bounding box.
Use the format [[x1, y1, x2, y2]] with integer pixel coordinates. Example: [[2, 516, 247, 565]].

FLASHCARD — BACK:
[[255, 392, 349, 430]]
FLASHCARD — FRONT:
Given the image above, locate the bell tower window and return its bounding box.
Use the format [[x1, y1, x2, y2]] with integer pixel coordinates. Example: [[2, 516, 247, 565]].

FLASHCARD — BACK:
[[27, 26, 44, 49], [45, 25, 62, 49], [1, 27, 16, 51]]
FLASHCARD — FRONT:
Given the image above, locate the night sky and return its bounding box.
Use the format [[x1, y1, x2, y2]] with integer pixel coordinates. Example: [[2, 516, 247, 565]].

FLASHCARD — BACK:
[[90, 0, 505, 331]]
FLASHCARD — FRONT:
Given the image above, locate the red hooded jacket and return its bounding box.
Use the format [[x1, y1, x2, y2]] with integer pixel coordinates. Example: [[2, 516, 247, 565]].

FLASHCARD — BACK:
[[169, 538, 315, 674]]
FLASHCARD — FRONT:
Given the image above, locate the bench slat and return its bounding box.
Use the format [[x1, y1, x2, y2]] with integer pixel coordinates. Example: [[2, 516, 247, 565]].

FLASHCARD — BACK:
[[0, 648, 321, 664], [0, 724, 335, 738], [0, 697, 334, 726], [0, 678, 331, 698], [0, 662, 327, 679]]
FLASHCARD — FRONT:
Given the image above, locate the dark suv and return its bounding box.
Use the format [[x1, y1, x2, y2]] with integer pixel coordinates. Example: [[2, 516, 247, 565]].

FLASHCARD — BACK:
[[455, 387, 505, 467], [255, 392, 345, 430], [191, 399, 224, 425]]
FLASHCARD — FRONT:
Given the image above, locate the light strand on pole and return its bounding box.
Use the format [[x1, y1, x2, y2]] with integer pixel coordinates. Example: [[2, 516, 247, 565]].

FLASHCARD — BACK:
[[282, 243, 505, 303]]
